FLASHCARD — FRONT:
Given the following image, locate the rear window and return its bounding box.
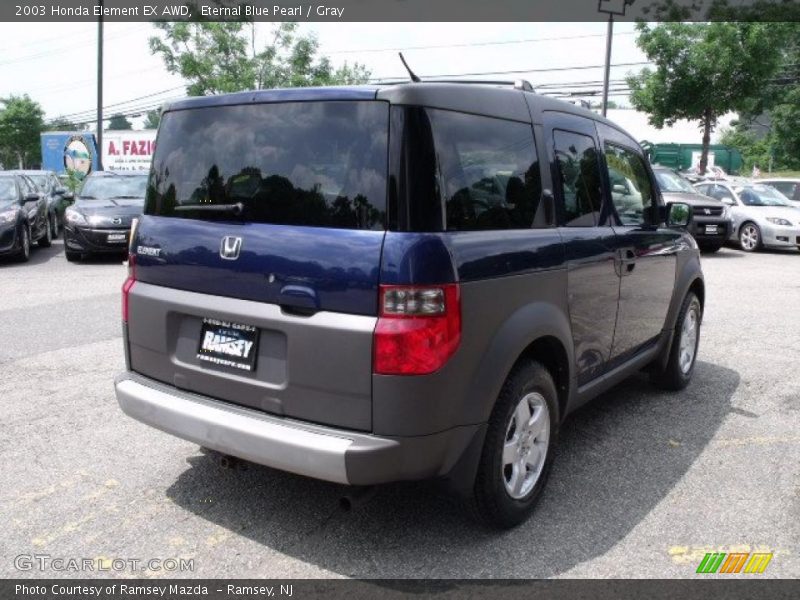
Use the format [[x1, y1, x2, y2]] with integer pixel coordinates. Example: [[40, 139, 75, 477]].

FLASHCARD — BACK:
[[146, 101, 389, 230]]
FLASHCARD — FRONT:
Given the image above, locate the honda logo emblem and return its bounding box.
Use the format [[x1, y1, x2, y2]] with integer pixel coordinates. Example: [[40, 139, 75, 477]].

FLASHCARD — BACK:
[[703, 208, 711, 215], [220, 236, 243, 260], [112, 217, 123, 225]]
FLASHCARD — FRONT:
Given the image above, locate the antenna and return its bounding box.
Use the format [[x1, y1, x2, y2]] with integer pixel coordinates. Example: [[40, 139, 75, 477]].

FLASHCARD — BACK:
[[398, 52, 421, 83]]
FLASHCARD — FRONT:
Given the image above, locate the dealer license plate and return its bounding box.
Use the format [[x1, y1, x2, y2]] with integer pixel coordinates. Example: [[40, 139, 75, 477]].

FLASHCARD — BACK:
[[197, 318, 259, 372], [705, 225, 718, 234], [107, 232, 127, 243]]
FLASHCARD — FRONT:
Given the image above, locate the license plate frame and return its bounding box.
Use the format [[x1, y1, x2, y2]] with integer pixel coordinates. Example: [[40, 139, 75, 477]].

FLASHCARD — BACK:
[[197, 317, 259, 372], [107, 232, 127, 243], [705, 225, 719, 235]]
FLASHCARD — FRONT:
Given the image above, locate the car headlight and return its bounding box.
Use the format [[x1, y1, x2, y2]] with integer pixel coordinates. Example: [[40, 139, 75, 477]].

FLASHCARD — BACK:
[[766, 217, 792, 226], [65, 209, 87, 225], [0, 208, 19, 224]]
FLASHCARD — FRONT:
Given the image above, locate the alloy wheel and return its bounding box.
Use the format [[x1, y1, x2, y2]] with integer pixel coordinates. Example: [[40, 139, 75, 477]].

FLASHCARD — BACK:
[[502, 392, 550, 499], [678, 304, 699, 374], [740, 224, 759, 251]]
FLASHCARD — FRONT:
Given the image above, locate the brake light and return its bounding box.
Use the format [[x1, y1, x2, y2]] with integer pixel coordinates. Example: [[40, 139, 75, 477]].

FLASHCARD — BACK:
[[373, 284, 461, 375], [122, 254, 136, 323]]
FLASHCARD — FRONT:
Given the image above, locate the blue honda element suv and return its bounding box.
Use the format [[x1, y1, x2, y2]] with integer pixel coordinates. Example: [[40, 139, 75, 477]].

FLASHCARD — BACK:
[[115, 82, 703, 528]]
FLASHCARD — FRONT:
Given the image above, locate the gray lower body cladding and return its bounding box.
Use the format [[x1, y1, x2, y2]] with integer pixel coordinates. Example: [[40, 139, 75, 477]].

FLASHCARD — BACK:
[[114, 372, 481, 486]]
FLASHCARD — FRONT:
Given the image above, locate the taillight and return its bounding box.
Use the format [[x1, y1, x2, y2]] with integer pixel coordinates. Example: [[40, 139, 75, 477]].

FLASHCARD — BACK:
[[373, 284, 461, 375], [122, 254, 136, 323]]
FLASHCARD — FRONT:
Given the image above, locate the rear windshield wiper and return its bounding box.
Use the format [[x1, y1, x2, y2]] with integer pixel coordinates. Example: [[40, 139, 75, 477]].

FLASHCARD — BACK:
[[109, 195, 142, 199], [174, 202, 244, 216]]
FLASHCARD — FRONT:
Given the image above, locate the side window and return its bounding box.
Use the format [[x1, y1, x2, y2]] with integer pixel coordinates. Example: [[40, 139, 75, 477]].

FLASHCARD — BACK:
[[695, 184, 710, 196], [427, 109, 543, 231], [603, 143, 653, 226], [553, 130, 603, 227]]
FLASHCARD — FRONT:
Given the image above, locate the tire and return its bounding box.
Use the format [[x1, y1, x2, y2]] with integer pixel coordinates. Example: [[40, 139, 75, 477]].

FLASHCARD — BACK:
[[699, 243, 722, 254], [651, 292, 702, 391], [38, 218, 52, 248], [738, 222, 761, 252], [50, 214, 59, 239], [65, 250, 81, 262], [470, 360, 559, 529], [16, 225, 31, 262]]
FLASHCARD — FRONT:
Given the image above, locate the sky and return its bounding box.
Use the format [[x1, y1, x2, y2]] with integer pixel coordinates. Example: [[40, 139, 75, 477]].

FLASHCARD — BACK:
[[0, 21, 648, 127]]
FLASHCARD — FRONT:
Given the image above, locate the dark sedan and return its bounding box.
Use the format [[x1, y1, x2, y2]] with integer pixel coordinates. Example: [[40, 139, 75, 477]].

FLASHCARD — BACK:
[[0, 172, 52, 262], [63, 171, 148, 262], [23, 170, 74, 238], [653, 167, 732, 253]]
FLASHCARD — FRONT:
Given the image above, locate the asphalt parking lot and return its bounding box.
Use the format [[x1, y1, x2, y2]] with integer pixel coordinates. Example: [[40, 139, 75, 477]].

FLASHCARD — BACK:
[[1, 239, 798, 579]]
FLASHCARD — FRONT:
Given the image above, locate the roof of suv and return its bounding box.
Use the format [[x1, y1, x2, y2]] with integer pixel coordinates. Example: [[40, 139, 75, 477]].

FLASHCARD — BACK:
[[163, 82, 616, 128]]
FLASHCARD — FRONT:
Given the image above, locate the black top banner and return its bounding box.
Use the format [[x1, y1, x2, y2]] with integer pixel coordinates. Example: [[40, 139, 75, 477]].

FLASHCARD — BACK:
[[4, 0, 800, 22]]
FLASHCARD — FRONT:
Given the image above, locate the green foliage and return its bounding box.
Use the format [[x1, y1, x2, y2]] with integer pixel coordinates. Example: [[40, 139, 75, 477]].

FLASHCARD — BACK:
[[144, 110, 161, 130], [108, 113, 133, 130], [46, 117, 82, 132], [0, 95, 45, 169], [627, 22, 786, 172], [149, 22, 371, 96]]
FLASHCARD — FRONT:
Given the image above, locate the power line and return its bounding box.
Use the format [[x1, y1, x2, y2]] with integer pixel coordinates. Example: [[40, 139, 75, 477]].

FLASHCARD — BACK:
[[325, 30, 637, 55], [49, 87, 184, 122], [369, 61, 651, 82]]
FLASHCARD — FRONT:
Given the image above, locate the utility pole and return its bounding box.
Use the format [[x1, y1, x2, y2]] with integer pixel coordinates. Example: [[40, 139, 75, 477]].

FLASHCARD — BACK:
[[598, 0, 634, 117], [602, 14, 613, 117], [96, 0, 104, 170]]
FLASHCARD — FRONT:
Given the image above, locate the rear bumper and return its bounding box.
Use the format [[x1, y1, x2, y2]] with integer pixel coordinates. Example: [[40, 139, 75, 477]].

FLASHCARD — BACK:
[[114, 372, 480, 486]]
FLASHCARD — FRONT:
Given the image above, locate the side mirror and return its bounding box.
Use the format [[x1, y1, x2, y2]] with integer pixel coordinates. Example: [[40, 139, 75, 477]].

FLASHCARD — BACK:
[[721, 197, 735, 206], [612, 184, 628, 194], [62, 191, 75, 202], [667, 202, 691, 228]]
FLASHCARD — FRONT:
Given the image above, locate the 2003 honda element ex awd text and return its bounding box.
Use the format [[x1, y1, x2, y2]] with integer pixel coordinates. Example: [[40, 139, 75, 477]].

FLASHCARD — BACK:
[[114, 81, 704, 528]]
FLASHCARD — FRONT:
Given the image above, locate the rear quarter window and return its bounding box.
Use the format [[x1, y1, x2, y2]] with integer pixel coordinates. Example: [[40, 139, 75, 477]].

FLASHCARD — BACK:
[[427, 109, 543, 231]]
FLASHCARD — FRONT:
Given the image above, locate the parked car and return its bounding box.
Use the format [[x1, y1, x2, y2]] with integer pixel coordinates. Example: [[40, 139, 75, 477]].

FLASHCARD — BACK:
[[694, 181, 800, 252], [114, 83, 703, 529], [0, 172, 52, 261], [758, 178, 800, 205], [20, 169, 73, 238], [652, 166, 731, 253], [63, 171, 148, 262]]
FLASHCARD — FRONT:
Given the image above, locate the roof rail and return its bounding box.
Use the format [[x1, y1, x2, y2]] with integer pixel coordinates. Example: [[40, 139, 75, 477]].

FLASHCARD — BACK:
[[374, 78, 535, 92]]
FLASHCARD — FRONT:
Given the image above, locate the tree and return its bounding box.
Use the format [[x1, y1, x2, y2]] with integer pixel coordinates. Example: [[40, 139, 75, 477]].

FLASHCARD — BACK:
[[108, 113, 133, 130], [46, 116, 82, 131], [0, 95, 45, 169], [144, 110, 161, 130], [149, 22, 370, 96], [626, 23, 784, 174]]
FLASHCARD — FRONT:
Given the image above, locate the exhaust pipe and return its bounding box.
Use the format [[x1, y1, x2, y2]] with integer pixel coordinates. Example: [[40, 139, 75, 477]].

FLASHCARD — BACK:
[[339, 486, 377, 512]]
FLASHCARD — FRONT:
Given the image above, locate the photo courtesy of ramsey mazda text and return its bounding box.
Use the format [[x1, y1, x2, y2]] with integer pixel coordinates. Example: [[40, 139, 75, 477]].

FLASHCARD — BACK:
[[115, 81, 703, 529]]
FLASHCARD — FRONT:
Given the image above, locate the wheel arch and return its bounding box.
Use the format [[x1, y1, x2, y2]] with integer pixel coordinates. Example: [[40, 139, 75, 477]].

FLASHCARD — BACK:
[[468, 301, 574, 426]]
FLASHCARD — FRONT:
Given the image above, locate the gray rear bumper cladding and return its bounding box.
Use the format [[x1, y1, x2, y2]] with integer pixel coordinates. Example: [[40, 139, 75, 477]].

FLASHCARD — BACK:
[[115, 372, 483, 486]]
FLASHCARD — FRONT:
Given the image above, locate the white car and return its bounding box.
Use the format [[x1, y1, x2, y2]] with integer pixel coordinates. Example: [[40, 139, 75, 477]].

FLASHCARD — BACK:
[[758, 178, 800, 206], [694, 181, 800, 252]]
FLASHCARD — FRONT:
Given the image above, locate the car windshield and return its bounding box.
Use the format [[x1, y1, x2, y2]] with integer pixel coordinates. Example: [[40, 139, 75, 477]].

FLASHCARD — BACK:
[[0, 177, 16, 208], [28, 174, 48, 190], [79, 175, 148, 201], [736, 185, 793, 207], [655, 170, 697, 194]]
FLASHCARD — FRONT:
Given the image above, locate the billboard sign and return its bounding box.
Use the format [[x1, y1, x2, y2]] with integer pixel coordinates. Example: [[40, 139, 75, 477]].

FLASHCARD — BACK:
[[102, 130, 157, 172], [40, 132, 99, 180]]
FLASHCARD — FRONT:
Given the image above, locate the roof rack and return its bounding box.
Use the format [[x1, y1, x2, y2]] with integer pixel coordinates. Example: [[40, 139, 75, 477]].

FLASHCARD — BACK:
[[374, 79, 535, 92]]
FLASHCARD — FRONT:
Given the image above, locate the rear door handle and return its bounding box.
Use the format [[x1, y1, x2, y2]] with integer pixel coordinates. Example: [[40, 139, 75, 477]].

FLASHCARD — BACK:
[[621, 249, 636, 274]]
